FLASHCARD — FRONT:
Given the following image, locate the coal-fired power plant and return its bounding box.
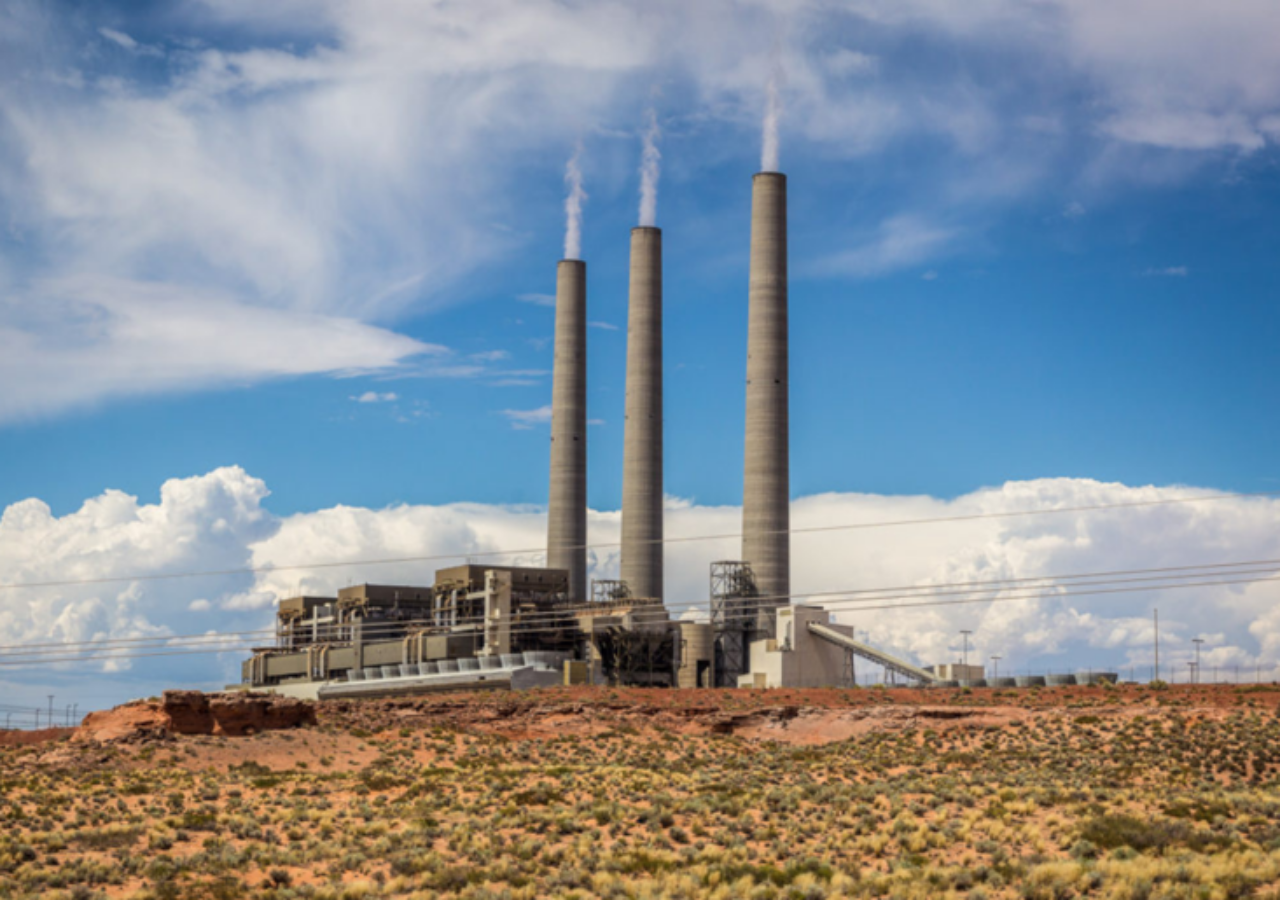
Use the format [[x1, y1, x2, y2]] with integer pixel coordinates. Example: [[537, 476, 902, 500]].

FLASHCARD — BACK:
[[235, 160, 921, 698], [548, 259, 589, 605], [620, 227, 664, 603]]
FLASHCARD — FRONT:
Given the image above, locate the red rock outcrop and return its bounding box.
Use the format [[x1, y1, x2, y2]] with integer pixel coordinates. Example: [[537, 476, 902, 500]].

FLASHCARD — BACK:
[[75, 691, 315, 743]]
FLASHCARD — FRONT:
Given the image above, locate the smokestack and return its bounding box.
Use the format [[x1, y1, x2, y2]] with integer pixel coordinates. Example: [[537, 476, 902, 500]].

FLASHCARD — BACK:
[[621, 227, 663, 601], [548, 259, 588, 603], [742, 172, 789, 617]]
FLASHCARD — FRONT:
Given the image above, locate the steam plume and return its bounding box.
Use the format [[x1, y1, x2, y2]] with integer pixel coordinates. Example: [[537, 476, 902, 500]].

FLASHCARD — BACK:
[[638, 109, 661, 227], [563, 144, 587, 260], [761, 61, 782, 172]]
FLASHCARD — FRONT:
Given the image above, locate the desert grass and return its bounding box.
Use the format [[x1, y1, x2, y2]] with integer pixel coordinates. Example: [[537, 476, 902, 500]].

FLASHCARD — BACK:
[[4, 685, 1280, 898]]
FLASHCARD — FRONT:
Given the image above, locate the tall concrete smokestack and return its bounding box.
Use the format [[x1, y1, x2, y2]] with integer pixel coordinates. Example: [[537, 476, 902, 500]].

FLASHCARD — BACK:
[[743, 172, 789, 618], [548, 259, 588, 603], [621, 227, 663, 601]]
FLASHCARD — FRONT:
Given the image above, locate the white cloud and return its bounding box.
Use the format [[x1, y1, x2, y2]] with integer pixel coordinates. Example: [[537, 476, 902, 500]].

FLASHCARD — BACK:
[[811, 215, 958, 278], [352, 391, 399, 403], [1143, 266, 1189, 277], [498, 405, 553, 430], [0, 276, 434, 422], [4, 468, 1280, 706], [824, 48, 878, 77], [97, 27, 137, 50], [588, 321, 619, 331], [4, 0, 1280, 422], [516, 294, 557, 308], [0, 467, 278, 703]]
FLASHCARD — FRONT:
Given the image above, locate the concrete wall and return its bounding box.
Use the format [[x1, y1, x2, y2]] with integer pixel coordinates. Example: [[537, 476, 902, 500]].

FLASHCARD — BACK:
[[742, 173, 790, 618], [927, 663, 986, 681], [548, 260, 588, 602], [621, 227, 664, 602], [738, 606, 850, 688]]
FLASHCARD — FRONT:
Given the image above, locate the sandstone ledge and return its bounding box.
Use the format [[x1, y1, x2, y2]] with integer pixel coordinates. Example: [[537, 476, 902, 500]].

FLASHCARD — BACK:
[[75, 690, 315, 743]]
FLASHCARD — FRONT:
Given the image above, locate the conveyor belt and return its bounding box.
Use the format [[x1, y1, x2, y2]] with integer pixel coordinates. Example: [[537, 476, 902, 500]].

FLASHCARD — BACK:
[[807, 623, 940, 684]]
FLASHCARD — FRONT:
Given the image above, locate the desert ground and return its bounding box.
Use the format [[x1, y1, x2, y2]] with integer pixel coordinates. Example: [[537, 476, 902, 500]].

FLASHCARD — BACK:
[[4, 683, 1280, 899]]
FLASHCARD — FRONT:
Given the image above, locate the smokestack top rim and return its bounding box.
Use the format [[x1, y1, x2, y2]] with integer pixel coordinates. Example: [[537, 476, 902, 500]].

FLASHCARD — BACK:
[[557, 258, 587, 268], [753, 171, 787, 181], [630, 226, 662, 235]]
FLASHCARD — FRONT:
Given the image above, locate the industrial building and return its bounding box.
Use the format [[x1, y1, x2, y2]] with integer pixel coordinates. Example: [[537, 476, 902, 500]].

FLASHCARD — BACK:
[[236, 164, 945, 697]]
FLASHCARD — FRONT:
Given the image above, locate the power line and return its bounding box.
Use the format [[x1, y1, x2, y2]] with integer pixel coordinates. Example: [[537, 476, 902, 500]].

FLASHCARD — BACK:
[[6, 564, 1280, 669], [4, 555, 1274, 658], [1, 487, 1274, 593]]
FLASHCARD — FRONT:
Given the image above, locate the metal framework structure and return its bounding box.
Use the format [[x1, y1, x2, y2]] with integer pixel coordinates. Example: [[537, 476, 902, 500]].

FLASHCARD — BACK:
[[591, 579, 631, 604], [711, 560, 757, 687]]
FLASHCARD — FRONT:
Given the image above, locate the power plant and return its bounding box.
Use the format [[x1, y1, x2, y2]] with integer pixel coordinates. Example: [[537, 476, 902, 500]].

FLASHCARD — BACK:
[[236, 162, 905, 698]]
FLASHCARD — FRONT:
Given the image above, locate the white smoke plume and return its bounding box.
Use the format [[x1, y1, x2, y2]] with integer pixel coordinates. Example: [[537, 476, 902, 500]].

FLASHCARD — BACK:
[[761, 59, 783, 172], [563, 144, 587, 260], [638, 109, 662, 227]]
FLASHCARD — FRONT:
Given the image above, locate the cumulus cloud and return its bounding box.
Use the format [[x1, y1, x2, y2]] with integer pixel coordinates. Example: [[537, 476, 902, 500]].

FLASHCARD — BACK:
[[4, 468, 1280, 707], [0, 467, 279, 706]]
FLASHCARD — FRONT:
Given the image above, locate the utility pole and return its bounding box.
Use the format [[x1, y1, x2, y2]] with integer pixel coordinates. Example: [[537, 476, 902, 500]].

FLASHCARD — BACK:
[[47, 695, 54, 730], [1192, 638, 1204, 686], [991, 655, 1002, 680], [1154, 608, 1159, 682], [960, 630, 972, 670]]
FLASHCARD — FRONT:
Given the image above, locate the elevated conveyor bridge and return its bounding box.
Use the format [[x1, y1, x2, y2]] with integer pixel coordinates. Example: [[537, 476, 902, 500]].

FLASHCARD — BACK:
[[807, 623, 940, 685]]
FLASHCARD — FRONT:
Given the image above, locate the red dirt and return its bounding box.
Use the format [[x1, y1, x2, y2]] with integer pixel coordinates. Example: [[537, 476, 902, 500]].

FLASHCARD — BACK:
[[13, 681, 1273, 753], [0, 726, 76, 747]]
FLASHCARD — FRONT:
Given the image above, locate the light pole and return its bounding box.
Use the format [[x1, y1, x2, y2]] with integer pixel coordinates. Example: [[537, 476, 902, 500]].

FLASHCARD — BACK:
[[960, 630, 972, 670], [1192, 639, 1204, 686], [991, 655, 1002, 680]]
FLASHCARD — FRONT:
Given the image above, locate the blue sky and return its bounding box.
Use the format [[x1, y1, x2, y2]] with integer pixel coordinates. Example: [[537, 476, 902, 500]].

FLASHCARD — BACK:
[[2, 1, 1278, 517], [3, 0, 1280, 708]]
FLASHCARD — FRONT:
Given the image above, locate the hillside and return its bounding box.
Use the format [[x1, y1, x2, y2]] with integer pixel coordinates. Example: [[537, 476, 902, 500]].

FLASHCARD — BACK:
[[4, 683, 1280, 898]]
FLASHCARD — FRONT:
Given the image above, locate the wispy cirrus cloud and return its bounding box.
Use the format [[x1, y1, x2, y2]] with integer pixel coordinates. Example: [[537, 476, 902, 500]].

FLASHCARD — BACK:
[[351, 391, 398, 404], [4, 0, 1280, 424], [498, 406, 553, 430], [809, 215, 959, 279]]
